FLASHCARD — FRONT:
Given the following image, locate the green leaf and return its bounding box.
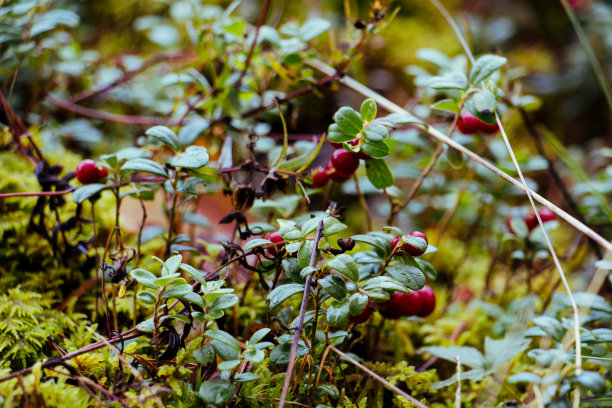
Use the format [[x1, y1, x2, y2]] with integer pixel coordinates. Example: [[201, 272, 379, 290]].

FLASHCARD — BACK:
[[205, 329, 241, 351], [182, 292, 205, 308], [327, 298, 350, 326], [136, 317, 155, 333], [349, 293, 369, 315], [300, 266, 317, 278], [334, 107, 363, 135], [298, 18, 331, 41], [137, 291, 156, 305], [508, 372, 542, 384], [267, 283, 305, 309], [210, 294, 239, 311], [193, 345, 215, 366], [198, 380, 234, 405], [162, 284, 193, 299], [243, 348, 265, 363], [283, 258, 305, 283], [469, 54, 507, 85], [363, 124, 388, 142], [483, 332, 531, 368], [319, 275, 347, 300], [431, 99, 460, 114], [130, 269, 159, 289], [318, 384, 340, 399], [244, 238, 273, 251], [351, 234, 389, 252], [360, 99, 377, 122], [146, 125, 180, 152], [326, 254, 359, 282], [362, 276, 408, 293], [385, 264, 425, 290], [365, 159, 394, 189], [163, 254, 182, 276], [211, 339, 239, 361], [179, 117, 209, 146], [420, 346, 485, 369], [155, 273, 181, 286], [573, 371, 606, 394], [73, 184, 109, 204], [472, 89, 497, 115], [446, 147, 464, 169], [249, 328, 271, 344], [121, 158, 168, 178], [218, 359, 241, 371], [533, 316, 565, 342], [234, 373, 260, 383], [426, 73, 468, 90], [322, 217, 348, 237], [415, 259, 437, 280], [361, 140, 390, 159], [169, 145, 209, 169], [328, 123, 357, 143], [298, 240, 314, 268]]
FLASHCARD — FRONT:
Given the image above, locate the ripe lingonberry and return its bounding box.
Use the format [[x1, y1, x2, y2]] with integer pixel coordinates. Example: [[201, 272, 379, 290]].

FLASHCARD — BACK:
[[331, 148, 360, 175], [390, 232, 428, 257], [348, 139, 372, 160], [349, 301, 376, 324], [523, 207, 556, 232], [326, 160, 352, 182], [378, 291, 422, 318], [311, 167, 330, 188], [98, 167, 109, 179], [457, 112, 499, 135], [415, 285, 436, 317], [76, 159, 102, 184], [265, 231, 285, 257]]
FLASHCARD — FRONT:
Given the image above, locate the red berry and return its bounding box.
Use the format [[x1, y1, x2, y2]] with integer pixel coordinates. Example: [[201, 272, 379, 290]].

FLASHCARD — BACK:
[[265, 231, 285, 256], [379, 292, 422, 318], [311, 167, 330, 188], [403, 231, 428, 257], [457, 112, 499, 135], [331, 148, 360, 175], [524, 215, 538, 231], [415, 285, 436, 317], [349, 301, 375, 324], [98, 167, 109, 179], [326, 160, 352, 182], [76, 159, 101, 184], [538, 207, 556, 223], [329, 141, 343, 149], [506, 216, 517, 234]]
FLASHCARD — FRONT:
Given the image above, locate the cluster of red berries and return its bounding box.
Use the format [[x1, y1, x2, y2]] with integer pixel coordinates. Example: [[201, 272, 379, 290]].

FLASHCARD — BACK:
[[311, 140, 372, 188], [75, 159, 108, 184], [506, 207, 556, 234], [456, 112, 499, 135], [264, 231, 286, 257]]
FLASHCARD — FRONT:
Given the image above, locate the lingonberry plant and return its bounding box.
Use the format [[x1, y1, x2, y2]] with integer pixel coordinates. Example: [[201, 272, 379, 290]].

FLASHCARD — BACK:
[[1, 0, 611, 407]]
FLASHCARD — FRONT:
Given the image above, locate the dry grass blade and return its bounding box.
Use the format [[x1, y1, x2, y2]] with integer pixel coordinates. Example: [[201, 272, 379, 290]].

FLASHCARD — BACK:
[[329, 346, 429, 408], [306, 58, 612, 254]]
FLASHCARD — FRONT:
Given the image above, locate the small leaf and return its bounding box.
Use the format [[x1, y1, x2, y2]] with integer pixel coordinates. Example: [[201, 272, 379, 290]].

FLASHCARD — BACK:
[[162, 254, 182, 275], [170, 145, 209, 169], [249, 328, 271, 344], [431, 99, 459, 113], [365, 159, 394, 189], [361, 140, 390, 159], [162, 284, 193, 299], [130, 269, 159, 289], [283, 258, 305, 283], [267, 283, 305, 309], [328, 124, 357, 143], [385, 112, 424, 126], [234, 373, 260, 383], [298, 240, 314, 268], [327, 298, 350, 326], [205, 329, 241, 351], [508, 372, 542, 384], [155, 273, 181, 286], [319, 275, 347, 300], [136, 317, 155, 333], [244, 239, 273, 251], [193, 346, 215, 366], [146, 125, 180, 152], [349, 293, 369, 315], [472, 89, 497, 115], [210, 294, 239, 311], [363, 124, 388, 142], [326, 254, 359, 282], [73, 184, 109, 204], [298, 18, 331, 41], [360, 99, 377, 122], [573, 371, 606, 394], [198, 380, 234, 405], [419, 346, 485, 369], [121, 158, 168, 178], [362, 276, 408, 293], [426, 73, 468, 90], [218, 360, 241, 371], [179, 117, 209, 146], [386, 264, 425, 290], [137, 291, 156, 305], [334, 107, 363, 135], [469, 54, 507, 85]]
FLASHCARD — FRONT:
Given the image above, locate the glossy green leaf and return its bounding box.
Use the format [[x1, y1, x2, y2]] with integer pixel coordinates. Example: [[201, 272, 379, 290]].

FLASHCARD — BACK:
[[319, 275, 347, 300], [170, 145, 209, 169], [360, 99, 377, 122], [334, 107, 363, 135], [327, 298, 350, 326], [469, 54, 507, 85], [361, 140, 390, 159], [198, 380, 234, 405], [365, 159, 394, 189], [73, 184, 109, 204], [326, 254, 359, 282], [385, 264, 425, 290], [267, 283, 305, 309], [349, 293, 368, 315], [130, 269, 159, 289], [121, 158, 168, 178], [205, 329, 241, 351], [146, 125, 180, 152]]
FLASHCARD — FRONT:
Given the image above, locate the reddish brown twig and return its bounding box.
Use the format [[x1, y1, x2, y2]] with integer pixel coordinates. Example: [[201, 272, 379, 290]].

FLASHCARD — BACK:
[[0, 188, 75, 198]]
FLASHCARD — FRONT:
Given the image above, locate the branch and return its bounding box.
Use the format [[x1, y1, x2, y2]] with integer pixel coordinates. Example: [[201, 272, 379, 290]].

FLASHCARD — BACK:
[[279, 220, 325, 408], [0, 188, 75, 198], [46, 93, 182, 126]]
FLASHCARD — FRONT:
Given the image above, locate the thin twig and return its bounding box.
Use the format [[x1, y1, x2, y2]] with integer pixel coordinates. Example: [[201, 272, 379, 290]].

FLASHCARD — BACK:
[[0, 188, 75, 198], [329, 345, 429, 408], [236, 0, 271, 87], [279, 220, 325, 408]]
